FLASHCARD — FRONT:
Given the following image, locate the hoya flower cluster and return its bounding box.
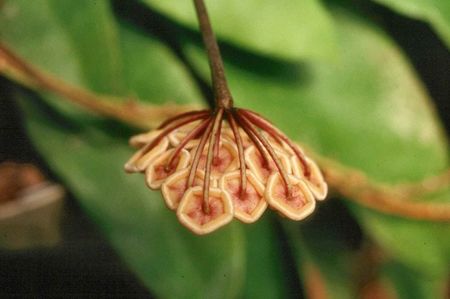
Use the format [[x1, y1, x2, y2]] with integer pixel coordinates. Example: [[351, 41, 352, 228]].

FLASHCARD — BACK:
[[125, 108, 327, 235]]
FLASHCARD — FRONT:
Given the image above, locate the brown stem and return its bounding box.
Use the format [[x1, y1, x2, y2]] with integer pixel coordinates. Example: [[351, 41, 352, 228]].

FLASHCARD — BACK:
[[187, 118, 214, 187], [0, 44, 195, 129], [233, 110, 272, 168], [213, 115, 223, 159], [140, 113, 209, 157], [396, 169, 450, 196], [237, 111, 293, 198], [165, 118, 211, 171], [203, 108, 224, 213], [239, 108, 310, 177], [227, 111, 247, 198], [319, 156, 450, 221], [158, 109, 210, 129], [193, 0, 233, 109]]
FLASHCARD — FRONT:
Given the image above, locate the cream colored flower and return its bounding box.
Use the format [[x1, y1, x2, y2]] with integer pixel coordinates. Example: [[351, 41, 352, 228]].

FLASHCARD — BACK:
[[125, 108, 327, 235]]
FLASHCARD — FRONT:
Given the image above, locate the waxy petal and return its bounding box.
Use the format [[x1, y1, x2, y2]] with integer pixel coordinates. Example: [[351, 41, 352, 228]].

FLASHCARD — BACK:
[[161, 168, 205, 210], [220, 170, 267, 223], [168, 131, 201, 149], [177, 186, 233, 235], [291, 156, 328, 200], [244, 145, 291, 183], [145, 148, 190, 189], [265, 174, 315, 220], [129, 130, 162, 148], [124, 137, 169, 173], [168, 120, 203, 148], [194, 139, 238, 179], [222, 127, 252, 148], [261, 131, 287, 154]]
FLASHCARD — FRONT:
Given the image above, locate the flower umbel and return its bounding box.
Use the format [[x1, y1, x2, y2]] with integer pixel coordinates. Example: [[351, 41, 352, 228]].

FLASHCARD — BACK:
[[125, 108, 327, 234], [124, 0, 327, 234]]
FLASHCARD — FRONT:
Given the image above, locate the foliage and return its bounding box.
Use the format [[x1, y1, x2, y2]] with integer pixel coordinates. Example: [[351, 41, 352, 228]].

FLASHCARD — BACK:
[[0, 0, 449, 298]]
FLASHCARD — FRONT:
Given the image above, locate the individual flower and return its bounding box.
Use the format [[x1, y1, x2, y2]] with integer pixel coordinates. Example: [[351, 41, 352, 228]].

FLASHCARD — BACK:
[[125, 108, 327, 234]]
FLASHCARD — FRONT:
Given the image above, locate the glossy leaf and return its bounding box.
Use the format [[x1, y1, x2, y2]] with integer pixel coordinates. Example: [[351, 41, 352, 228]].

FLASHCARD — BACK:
[[383, 261, 447, 299], [183, 6, 449, 280], [141, 0, 336, 61], [0, 0, 83, 86], [242, 217, 292, 299], [350, 202, 450, 277], [372, 0, 450, 49], [118, 23, 202, 105], [46, 0, 124, 95], [284, 218, 355, 299]]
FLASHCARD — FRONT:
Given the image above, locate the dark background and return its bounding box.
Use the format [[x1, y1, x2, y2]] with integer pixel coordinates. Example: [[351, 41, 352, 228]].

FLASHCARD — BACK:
[[0, 2, 448, 298]]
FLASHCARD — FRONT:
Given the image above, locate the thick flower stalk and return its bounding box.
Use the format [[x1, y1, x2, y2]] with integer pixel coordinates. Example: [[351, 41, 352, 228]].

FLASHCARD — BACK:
[[124, 0, 327, 235]]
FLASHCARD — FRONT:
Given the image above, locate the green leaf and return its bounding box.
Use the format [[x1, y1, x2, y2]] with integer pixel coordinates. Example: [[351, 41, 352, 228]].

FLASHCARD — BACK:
[[372, 0, 450, 50], [46, 0, 124, 95], [285, 224, 355, 299], [0, 0, 203, 104], [18, 92, 245, 299], [242, 217, 292, 299], [283, 201, 357, 299], [354, 187, 450, 278], [183, 6, 449, 280], [0, 0, 84, 86], [383, 261, 447, 299], [0, 0, 124, 94], [141, 0, 336, 61], [350, 203, 450, 277], [119, 23, 202, 105]]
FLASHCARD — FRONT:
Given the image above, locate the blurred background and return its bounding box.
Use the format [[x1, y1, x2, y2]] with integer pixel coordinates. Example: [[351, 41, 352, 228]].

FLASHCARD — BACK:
[[0, 0, 449, 298]]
